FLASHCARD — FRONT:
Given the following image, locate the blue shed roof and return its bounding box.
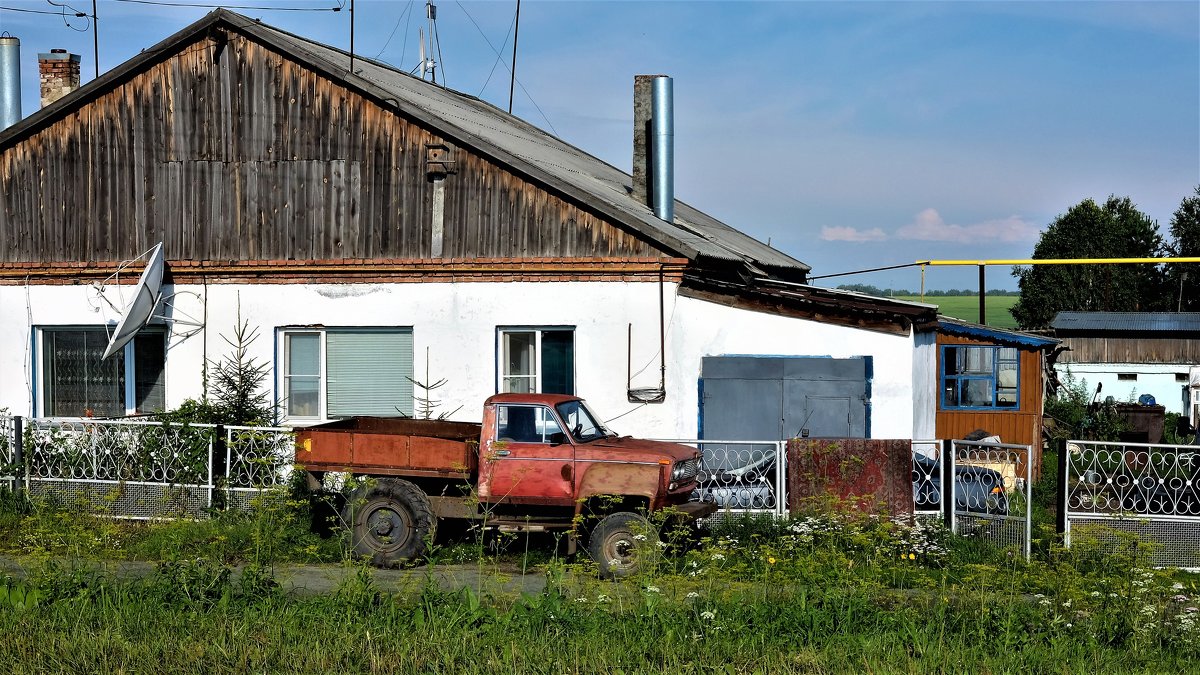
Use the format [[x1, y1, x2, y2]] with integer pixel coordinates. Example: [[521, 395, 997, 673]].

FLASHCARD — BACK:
[[936, 316, 1059, 349]]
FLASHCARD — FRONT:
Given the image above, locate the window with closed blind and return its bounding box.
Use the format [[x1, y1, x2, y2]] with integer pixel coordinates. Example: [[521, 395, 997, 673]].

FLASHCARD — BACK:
[[281, 328, 414, 419], [39, 327, 166, 417]]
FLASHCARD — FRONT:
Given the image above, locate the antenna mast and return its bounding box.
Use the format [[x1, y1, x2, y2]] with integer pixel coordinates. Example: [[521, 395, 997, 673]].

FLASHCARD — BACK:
[[418, 1, 438, 83]]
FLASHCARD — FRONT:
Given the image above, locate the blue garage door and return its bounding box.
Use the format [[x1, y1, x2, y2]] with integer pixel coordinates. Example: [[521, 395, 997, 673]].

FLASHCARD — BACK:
[[700, 356, 869, 441]]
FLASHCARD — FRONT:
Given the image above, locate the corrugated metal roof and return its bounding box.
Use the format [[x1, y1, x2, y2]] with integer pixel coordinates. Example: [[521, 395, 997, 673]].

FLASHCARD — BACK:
[[241, 13, 809, 273], [937, 316, 1059, 348], [1051, 312, 1200, 333]]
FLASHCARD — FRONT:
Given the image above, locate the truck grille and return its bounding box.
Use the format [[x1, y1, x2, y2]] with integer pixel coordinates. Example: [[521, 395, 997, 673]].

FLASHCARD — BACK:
[[676, 458, 701, 483]]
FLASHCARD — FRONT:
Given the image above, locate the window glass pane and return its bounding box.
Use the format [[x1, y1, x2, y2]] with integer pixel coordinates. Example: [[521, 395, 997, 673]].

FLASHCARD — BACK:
[[960, 347, 993, 375], [503, 376, 534, 394], [133, 332, 166, 413], [43, 329, 125, 417], [288, 334, 319, 376], [540, 330, 574, 395], [286, 333, 321, 417], [502, 332, 535, 391], [944, 380, 960, 407], [962, 379, 994, 407], [497, 405, 540, 443], [327, 329, 414, 417]]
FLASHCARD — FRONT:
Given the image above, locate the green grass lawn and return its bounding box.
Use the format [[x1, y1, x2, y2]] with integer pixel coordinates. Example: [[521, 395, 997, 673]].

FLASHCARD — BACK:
[[895, 294, 1019, 328]]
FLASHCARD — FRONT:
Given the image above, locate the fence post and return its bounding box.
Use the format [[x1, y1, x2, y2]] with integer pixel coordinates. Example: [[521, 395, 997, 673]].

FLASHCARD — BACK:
[[211, 424, 226, 510], [13, 416, 24, 491], [941, 438, 953, 530], [1056, 440, 1068, 536]]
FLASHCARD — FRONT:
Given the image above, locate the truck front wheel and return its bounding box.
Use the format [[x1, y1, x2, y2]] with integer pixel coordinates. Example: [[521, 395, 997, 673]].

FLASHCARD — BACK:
[[588, 512, 657, 579], [345, 479, 436, 567]]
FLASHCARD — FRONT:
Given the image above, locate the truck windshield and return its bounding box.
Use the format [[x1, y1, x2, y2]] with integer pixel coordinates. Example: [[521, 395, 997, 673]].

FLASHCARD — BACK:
[[555, 400, 610, 442]]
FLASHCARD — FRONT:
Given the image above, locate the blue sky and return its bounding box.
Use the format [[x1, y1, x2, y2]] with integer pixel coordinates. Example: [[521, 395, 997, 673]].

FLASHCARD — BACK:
[[2, 1, 1196, 290]]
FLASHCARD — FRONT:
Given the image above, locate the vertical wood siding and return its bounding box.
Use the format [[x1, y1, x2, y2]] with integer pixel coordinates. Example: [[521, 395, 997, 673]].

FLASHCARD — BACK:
[[0, 35, 662, 263], [935, 334, 1046, 474], [1055, 336, 1200, 364]]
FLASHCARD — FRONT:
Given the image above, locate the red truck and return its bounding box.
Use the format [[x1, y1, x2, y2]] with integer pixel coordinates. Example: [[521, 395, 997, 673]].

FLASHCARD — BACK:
[[295, 393, 716, 577]]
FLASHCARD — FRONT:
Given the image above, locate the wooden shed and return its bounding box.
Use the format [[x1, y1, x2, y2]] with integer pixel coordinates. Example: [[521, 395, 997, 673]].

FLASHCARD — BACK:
[[934, 317, 1058, 474]]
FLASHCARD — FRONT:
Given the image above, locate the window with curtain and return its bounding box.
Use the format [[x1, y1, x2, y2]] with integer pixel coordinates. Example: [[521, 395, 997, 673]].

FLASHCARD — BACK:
[[41, 327, 166, 417], [498, 328, 575, 395], [941, 345, 1019, 410], [281, 328, 413, 419]]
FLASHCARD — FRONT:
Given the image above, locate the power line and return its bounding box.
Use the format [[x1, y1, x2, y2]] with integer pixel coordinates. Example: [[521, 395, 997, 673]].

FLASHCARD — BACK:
[[373, 0, 415, 60], [111, 0, 344, 12], [0, 4, 83, 15], [454, 0, 555, 134]]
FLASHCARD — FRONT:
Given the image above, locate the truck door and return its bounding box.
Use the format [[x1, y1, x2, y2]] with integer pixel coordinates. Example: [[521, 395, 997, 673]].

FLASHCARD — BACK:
[[479, 403, 575, 505]]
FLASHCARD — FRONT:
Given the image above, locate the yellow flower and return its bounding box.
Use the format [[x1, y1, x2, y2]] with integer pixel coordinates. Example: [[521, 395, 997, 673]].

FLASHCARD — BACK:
[[909, 553, 916, 560], [767, 556, 776, 565]]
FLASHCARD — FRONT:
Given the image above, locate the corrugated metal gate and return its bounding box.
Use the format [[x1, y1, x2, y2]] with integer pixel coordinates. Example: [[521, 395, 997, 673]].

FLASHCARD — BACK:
[[0, 415, 291, 518], [1064, 440, 1200, 570]]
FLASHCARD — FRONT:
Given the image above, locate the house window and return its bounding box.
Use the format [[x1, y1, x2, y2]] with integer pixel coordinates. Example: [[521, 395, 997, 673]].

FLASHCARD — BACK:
[[498, 328, 575, 395], [941, 345, 1019, 410], [40, 327, 166, 417], [281, 328, 413, 419], [1117, 373, 1138, 381]]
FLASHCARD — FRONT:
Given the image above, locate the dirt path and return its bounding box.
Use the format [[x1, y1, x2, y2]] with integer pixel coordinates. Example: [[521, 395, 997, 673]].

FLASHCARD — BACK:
[[0, 555, 556, 597]]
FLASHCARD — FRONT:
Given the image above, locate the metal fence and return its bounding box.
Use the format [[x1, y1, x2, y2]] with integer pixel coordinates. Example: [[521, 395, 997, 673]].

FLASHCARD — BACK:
[[950, 439, 1032, 559], [1, 414, 292, 519], [661, 440, 788, 519], [1064, 440, 1200, 570], [911, 439, 946, 522], [0, 414, 16, 492]]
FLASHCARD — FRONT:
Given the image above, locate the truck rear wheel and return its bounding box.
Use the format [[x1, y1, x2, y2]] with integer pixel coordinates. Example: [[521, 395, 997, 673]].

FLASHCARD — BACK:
[[588, 512, 657, 579], [345, 479, 436, 567]]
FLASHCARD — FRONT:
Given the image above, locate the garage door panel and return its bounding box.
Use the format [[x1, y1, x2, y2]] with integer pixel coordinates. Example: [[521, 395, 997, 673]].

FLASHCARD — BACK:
[[701, 377, 782, 441]]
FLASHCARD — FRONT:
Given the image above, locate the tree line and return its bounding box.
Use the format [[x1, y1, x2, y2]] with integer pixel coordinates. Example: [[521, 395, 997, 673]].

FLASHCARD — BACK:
[[835, 284, 1019, 298], [1010, 187, 1200, 329]]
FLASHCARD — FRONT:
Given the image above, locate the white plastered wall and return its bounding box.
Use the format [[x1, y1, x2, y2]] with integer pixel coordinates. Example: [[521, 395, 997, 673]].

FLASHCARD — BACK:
[[0, 281, 918, 439], [1058, 363, 1195, 415]]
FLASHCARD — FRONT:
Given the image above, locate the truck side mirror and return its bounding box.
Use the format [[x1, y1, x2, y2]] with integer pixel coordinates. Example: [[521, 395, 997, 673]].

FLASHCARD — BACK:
[[548, 432, 568, 446]]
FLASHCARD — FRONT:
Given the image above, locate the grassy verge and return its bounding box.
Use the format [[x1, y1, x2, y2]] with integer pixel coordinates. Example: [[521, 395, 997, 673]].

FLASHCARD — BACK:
[[1, 488, 1198, 672]]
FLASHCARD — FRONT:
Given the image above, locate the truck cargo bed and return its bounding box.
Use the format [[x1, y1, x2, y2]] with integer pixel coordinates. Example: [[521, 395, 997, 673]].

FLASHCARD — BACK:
[[295, 417, 481, 478]]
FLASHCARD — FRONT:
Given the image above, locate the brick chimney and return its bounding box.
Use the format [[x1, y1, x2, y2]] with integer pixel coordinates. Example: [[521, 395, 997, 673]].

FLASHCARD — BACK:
[[39, 49, 80, 108]]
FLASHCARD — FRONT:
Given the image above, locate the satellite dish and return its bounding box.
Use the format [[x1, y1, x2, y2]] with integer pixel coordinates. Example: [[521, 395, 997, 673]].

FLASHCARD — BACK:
[[102, 242, 164, 360]]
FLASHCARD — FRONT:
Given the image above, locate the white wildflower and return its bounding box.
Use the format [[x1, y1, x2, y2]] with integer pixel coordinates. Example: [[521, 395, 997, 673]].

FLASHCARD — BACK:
[[633, 534, 647, 541], [711, 553, 726, 561], [700, 610, 716, 620], [685, 592, 700, 599], [645, 586, 660, 593]]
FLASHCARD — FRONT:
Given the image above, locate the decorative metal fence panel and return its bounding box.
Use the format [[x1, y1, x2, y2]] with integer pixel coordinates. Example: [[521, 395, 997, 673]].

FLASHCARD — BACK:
[[911, 439, 945, 522], [1064, 440, 1200, 570], [664, 440, 787, 519], [950, 440, 1032, 560], [8, 417, 292, 519]]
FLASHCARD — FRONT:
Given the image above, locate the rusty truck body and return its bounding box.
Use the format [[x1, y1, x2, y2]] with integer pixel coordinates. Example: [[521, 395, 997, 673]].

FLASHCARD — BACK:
[[295, 393, 715, 577]]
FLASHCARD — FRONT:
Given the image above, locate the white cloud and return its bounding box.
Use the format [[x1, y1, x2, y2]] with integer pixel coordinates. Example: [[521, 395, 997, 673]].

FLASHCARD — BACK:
[[895, 209, 1040, 243], [820, 226, 888, 242]]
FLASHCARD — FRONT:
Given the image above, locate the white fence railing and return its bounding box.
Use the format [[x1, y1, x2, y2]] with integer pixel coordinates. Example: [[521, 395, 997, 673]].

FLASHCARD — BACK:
[[659, 440, 789, 519], [1064, 439, 1200, 570], [1, 415, 292, 519]]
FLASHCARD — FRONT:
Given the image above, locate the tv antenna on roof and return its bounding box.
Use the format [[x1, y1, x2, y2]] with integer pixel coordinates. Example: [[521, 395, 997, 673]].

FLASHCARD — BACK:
[[91, 243, 203, 360], [417, 1, 440, 84]]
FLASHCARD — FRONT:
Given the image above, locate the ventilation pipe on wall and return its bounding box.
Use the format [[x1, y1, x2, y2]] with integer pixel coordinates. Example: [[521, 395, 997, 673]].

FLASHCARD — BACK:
[[0, 35, 20, 131]]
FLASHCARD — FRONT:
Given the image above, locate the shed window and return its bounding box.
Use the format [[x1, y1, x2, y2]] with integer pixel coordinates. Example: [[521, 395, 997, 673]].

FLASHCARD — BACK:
[[941, 345, 1019, 410], [1117, 373, 1138, 381], [498, 328, 575, 395], [281, 328, 413, 419], [40, 327, 166, 417]]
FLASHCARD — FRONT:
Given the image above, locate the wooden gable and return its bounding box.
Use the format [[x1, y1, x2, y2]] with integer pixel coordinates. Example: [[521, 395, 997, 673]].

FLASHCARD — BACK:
[[0, 30, 670, 268]]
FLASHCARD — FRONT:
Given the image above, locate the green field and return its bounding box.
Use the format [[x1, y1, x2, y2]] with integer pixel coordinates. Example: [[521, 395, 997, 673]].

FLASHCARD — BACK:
[[895, 294, 1019, 328]]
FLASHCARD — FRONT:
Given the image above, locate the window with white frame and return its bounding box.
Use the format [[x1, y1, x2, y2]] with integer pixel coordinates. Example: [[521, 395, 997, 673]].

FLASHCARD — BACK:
[[498, 328, 574, 395], [39, 327, 166, 417], [281, 328, 414, 419]]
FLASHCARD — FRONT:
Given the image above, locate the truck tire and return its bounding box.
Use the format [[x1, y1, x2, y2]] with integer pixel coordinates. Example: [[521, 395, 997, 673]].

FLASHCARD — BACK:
[[344, 478, 436, 567], [588, 512, 657, 579]]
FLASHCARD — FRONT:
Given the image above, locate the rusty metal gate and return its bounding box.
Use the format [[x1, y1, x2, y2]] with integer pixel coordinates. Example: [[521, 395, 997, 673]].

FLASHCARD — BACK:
[[1064, 440, 1200, 570]]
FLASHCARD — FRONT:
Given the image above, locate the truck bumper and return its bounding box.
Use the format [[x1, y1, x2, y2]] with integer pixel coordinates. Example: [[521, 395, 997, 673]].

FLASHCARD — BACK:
[[668, 500, 719, 521]]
